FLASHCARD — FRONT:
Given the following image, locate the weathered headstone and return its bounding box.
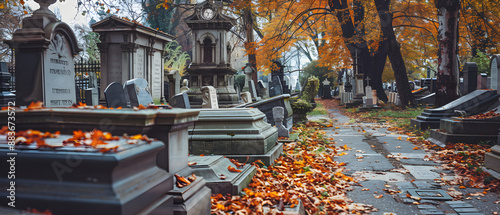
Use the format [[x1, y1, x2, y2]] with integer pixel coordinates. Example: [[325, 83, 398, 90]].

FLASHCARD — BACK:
[[491, 55, 500, 91], [180, 79, 190, 93], [242, 63, 254, 92], [257, 80, 268, 98], [7, 1, 81, 107], [241, 91, 252, 104], [166, 70, 181, 97], [269, 76, 283, 97], [201, 86, 218, 109], [248, 80, 261, 101], [283, 76, 291, 94], [322, 79, 332, 99], [124, 78, 154, 107], [273, 106, 291, 137], [170, 92, 191, 109], [84, 88, 99, 106], [478, 73, 488, 89], [104, 82, 129, 108], [363, 86, 374, 107], [462, 62, 478, 95]]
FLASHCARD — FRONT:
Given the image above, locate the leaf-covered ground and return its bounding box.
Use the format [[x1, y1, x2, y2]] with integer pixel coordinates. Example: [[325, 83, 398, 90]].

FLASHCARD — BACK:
[[211, 122, 377, 214]]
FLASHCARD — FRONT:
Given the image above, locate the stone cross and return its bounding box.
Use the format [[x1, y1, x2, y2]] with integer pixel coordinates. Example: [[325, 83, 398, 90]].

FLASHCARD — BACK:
[[201, 86, 219, 109], [365, 76, 371, 86]]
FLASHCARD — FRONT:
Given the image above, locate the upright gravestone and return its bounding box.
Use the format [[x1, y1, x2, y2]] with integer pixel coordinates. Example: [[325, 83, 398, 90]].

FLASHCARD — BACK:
[[462, 62, 478, 95], [242, 63, 254, 92], [7, 0, 81, 107], [478, 73, 488, 89], [104, 82, 129, 108], [283, 76, 291, 94], [322, 79, 332, 99], [170, 92, 191, 109], [257, 80, 268, 98], [490, 55, 500, 91], [201, 86, 219, 109], [124, 78, 154, 107], [269, 76, 283, 97], [84, 88, 99, 106]]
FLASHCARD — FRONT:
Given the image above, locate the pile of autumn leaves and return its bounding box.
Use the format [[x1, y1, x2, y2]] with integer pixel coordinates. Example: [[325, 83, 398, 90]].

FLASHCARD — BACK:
[[211, 123, 377, 214]]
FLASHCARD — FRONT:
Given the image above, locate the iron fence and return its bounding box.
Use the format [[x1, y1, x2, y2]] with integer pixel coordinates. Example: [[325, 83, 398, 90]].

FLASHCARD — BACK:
[[74, 60, 101, 104]]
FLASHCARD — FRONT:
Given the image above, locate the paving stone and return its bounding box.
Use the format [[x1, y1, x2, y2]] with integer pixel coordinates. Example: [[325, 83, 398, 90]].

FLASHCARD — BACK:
[[453, 208, 480, 213], [395, 182, 415, 191], [449, 203, 474, 208], [413, 181, 434, 189], [456, 213, 484, 215], [446, 201, 467, 204], [407, 189, 453, 201], [404, 165, 440, 180], [419, 209, 445, 215], [420, 200, 440, 205], [418, 205, 438, 209]]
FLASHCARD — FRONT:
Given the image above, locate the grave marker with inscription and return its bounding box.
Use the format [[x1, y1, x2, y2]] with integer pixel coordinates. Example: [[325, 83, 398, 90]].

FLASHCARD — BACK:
[[7, 0, 81, 107]]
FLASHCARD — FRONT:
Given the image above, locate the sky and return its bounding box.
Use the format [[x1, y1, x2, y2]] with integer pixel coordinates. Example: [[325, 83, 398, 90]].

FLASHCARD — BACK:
[[27, 0, 90, 26]]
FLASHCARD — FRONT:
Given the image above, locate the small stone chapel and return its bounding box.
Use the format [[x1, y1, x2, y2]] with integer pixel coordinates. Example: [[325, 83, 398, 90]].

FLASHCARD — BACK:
[[184, 0, 239, 108]]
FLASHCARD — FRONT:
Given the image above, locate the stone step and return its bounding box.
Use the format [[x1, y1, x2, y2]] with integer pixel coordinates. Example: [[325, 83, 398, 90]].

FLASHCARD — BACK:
[[188, 155, 256, 195]]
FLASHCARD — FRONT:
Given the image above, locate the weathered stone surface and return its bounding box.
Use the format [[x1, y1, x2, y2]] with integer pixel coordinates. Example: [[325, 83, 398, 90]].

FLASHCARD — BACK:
[[189, 108, 278, 156], [170, 92, 191, 109], [188, 155, 256, 195], [104, 82, 129, 108], [124, 78, 154, 107], [411, 90, 500, 129], [235, 94, 293, 127], [485, 145, 500, 173], [273, 106, 291, 137], [0, 137, 169, 215]]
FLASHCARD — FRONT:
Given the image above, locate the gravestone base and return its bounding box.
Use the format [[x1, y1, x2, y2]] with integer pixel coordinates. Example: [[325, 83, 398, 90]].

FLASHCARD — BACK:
[[427, 129, 497, 146], [484, 145, 500, 175], [153, 185, 212, 215], [415, 92, 435, 106], [188, 155, 256, 195], [226, 142, 283, 166], [345, 98, 363, 108]]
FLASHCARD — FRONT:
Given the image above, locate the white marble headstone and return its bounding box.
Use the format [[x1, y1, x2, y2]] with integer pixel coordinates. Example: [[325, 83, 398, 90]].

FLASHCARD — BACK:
[[43, 33, 77, 107]]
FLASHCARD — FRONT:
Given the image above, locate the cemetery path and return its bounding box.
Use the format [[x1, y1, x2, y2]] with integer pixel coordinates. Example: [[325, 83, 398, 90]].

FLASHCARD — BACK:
[[317, 99, 500, 215]]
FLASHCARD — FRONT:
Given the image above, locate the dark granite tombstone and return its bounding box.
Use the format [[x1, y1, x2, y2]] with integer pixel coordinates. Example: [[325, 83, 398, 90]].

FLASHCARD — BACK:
[[271, 60, 285, 91], [104, 82, 129, 108], [269, 76, 283, 97], [462, 62, 478, 95], [84, 88, 99, 105], [170, 92, 191, 109], [125, 78, 154, 107], [322, 79, 332, 99], [410, 90, 500, 129], [478, 73, 488, 89], [0, 62, 15, 106]]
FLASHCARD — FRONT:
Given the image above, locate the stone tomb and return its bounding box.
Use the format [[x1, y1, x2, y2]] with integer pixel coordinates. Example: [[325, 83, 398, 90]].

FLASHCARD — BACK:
[[0, 108, 211, 214], [428, 106, 500, 146], [485, 141, 500, 175], [92, 16, 173, 104], [188, 155, 256, 195], [124, 78, 154, 107], [6, 0, 80, 107], [410, 90, 500, 129], [189, 108, 281, 165], [0, 136, 172, 215]]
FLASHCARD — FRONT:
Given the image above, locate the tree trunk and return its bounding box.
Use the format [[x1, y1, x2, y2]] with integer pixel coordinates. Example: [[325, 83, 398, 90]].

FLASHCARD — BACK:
[[243, 3, 258, 84], [328, 0, 388, 102], [375, 0, 414, 107], [435, 0, 460, 107]]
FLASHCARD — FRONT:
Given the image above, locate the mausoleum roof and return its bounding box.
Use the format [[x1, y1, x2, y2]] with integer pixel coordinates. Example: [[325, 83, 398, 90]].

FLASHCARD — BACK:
[[91, 16, 174, 42]]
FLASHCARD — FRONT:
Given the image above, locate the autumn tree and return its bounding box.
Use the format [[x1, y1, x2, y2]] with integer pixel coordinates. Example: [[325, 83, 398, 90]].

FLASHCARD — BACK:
[[0, 1, 27, 62]]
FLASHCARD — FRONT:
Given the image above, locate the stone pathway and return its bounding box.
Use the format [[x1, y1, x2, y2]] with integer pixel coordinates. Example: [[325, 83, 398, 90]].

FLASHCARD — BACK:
[[310, 107, 500, 215]]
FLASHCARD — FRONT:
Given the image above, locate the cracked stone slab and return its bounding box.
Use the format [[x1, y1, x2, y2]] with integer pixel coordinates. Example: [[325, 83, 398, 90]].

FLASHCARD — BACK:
[[407, 189, 453, 201], [403, 165, 440, 180], [351, 171, 407, 182], [448, 203, 474, 208]]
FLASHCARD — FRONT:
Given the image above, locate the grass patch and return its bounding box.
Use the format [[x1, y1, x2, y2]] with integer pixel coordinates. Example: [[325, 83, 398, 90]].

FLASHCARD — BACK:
[[308, 102, 328, 115]]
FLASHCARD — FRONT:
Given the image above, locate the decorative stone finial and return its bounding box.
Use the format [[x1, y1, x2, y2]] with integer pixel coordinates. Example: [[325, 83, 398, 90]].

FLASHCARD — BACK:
[[33, 0, 57, 18]]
